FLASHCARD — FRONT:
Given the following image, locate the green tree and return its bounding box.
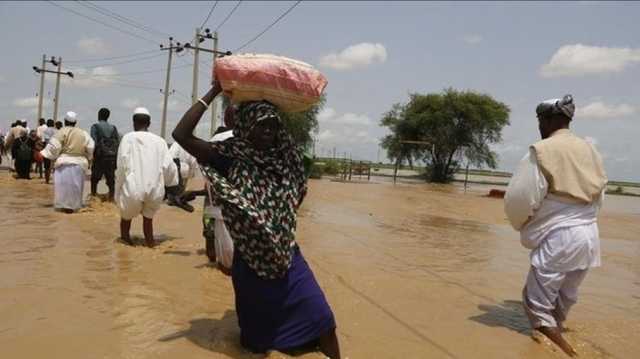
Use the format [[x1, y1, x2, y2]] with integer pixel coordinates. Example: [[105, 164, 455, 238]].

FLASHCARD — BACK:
[[278, 95, 325, 149], [381, 88, 510, 183]]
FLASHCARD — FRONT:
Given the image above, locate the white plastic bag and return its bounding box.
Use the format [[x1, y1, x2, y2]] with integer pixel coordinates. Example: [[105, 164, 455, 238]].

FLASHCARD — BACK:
[[204, 185, 234, 269]]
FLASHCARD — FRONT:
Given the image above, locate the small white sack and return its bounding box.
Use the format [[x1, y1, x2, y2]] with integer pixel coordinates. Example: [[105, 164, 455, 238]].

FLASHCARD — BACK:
[[504, 149, 548, 231]]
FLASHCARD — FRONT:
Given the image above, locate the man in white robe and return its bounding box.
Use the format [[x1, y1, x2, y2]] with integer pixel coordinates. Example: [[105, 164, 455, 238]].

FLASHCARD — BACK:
[[115, 107, 178, 247], [41, 111, 94, 213], [505, 95, 607, 356]]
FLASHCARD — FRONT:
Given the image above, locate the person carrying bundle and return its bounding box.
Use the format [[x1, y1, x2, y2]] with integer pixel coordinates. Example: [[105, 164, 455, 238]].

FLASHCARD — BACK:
[[173, 62, 340, 357]]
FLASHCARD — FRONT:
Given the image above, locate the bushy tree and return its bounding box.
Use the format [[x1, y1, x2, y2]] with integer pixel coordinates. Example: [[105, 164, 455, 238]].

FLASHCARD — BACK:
[[381, 88, 510, 183], [278, 95, 325, 149]]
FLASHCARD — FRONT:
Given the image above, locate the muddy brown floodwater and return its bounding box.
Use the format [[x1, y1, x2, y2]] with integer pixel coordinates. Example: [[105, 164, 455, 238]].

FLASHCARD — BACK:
[[1, 171, 639, 358]]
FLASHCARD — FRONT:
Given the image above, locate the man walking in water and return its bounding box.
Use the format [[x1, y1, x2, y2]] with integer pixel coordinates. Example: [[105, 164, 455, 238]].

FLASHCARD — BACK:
[[115, 107, 178, 247], [505, 95, 607, 356], [41, 111, 95, 213], [90, 107, 120, 201]]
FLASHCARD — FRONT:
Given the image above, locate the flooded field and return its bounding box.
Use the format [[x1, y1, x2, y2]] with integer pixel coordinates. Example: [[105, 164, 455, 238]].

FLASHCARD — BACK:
[[0, 170, 638, 358]]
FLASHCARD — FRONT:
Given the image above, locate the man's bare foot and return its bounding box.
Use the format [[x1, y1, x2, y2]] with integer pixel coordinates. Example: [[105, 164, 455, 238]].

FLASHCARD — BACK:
[[121, 236, 134, 246], [537, 326, 577, 357], [145, 238, 155, 248]]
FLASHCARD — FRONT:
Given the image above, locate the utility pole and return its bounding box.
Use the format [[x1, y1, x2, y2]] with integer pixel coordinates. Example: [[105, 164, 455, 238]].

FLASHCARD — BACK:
[[33, 57, 73, 123], [36, 54, 46, 122], [191, 28, 200, 104], [52, 57, 62, 122], [210, 31, 218, 136], [210, 31, 219, 137], [184, 29, 230, 137], [160, 37, 184, 140]]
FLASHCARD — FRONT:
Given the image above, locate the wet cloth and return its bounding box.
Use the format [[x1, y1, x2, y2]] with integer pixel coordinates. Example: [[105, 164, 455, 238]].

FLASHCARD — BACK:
[[523, 266, 588, 328], [115, 131, 178, 220], [54, 164, 85, 210], [233, 247, 336, 353]]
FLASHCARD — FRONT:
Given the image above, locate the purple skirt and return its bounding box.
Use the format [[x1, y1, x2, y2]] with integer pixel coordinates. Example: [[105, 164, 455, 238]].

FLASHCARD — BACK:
[[232, 246, 336, 353]]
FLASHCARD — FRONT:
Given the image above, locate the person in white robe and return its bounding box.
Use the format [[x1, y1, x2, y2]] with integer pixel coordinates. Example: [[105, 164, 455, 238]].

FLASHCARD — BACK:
[[115, 107, 178, 247], [41, 111, 94, 213], [504, 95, 607, 357], [169, 141, 198, 189]]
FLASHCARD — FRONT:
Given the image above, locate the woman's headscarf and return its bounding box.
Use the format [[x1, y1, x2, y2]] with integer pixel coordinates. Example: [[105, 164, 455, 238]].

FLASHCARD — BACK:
[[201, 101, 307, 279]]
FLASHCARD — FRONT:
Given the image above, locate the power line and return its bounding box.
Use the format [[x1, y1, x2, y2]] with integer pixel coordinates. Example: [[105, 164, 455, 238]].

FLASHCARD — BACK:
[[214, 1, 242, 32], [78, 63, 192, 77], [234, 1, 301, 52], [72, 53, 164, 69], [200, 1, 219, 29], [45, 1, 159, 45], [108, 80, 160, 91], [78, 1, 171, 38], [65, 49, 159, 63]]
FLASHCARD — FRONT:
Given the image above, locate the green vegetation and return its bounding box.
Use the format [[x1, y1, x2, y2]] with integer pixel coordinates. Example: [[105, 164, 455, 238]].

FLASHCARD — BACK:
[[380, 88, 510, 183], [279, 95, 325, 149]]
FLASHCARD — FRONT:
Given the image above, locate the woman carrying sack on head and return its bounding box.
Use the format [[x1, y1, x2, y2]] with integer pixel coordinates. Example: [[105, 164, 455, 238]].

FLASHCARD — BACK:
[[173, 81, 341, 359]]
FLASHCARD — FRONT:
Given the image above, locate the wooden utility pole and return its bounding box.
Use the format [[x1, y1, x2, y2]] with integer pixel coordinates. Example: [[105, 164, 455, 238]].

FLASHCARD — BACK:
[[210, 30, 219, 137], [191, 28, 200, 105], [52, 57, 62, 122], [36, 54, 46, 122], [32, 56, 72, 123], [160, 38, 176, 140], [184, 28, 227, 137]]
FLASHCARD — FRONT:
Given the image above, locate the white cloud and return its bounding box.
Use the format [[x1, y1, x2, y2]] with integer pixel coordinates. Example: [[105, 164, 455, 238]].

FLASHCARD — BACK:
[[576, 101, 636, 119], [318, 108, 371, 126], [318, 129, 335, 141], [540, 44, 640, 77], [317, 107, 336, 122], [121, 98, 141, 109], [319, 42, 387, 70], [77, 37, 110, 55], [316, 107, 378, 147], [462, 34, 483, 45], [60, 66, 119, 88]]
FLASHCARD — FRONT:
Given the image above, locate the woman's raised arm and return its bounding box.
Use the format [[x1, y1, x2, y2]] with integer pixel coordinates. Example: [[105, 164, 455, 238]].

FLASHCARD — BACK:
[[172, 82, 223, 164]]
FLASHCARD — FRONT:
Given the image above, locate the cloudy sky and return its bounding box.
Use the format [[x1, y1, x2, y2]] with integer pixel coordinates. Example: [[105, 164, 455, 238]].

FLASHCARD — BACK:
[[1, 1, 639, 181]]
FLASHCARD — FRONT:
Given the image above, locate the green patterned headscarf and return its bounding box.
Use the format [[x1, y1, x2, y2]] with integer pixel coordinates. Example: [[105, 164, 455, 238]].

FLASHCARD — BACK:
[[201, 101, 307, 279]]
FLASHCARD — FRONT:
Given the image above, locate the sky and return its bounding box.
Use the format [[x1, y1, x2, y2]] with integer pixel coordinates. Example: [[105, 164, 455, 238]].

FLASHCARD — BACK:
[[1, 1, 639, 181]]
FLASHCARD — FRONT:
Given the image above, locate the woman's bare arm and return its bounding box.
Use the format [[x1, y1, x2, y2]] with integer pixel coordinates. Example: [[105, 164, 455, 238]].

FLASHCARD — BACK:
[[172, 82, 223, 163]]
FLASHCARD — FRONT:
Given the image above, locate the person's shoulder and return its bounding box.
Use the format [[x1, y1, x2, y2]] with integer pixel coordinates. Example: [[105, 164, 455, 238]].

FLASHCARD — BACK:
[[120, 131, 137, 141]]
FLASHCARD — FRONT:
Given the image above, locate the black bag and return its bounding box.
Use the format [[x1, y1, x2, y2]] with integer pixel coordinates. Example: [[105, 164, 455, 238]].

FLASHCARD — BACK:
[[16, 137, 32, 161], [95, 125, 119, 159]]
